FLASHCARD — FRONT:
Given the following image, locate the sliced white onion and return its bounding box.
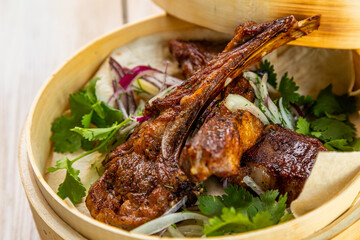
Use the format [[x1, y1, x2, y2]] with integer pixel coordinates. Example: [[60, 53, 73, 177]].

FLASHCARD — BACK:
[[167, 225, 185, 238], [131, 212, 209, 235], [163, 196, 187, 216], [153, 72, 183, 86], [258, 102, 277, 124], [248, 81, 261, 100], [266, 96, 281, 123], [243, 176, 264, 195], [279, 98, 294, 130], [243, 71, 260, 84], [258, 73, 268, 102], [225, 94, 269, 125], [177, 225, 204, 237]]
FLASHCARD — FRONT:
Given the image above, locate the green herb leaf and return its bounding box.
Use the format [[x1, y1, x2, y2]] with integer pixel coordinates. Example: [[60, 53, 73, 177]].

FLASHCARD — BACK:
[[51, 77, 124, 153], [57, 171, 86, 205], [71, 124, 119, 141], [203, 207, 274, 236], [296, 95, 315, 106], [81, 110, 93, 128], [51, 116, 82, 153], [325, 113, 347, 121], [200, 185, 291, 236], [312, 85, 356, 117], [296, 117, 310, 136], [100, 101, 123, 126], [47, 157, 86, 204], [198, 195, 225, 215], [311, 117, 355, 142], [259, 60, 277, 88], [278, 72, 300, 107], [351, 138, 360, 151], [221, 184, 254, 211], [324, 139, 354, 151], [51, 78, 100, 153]]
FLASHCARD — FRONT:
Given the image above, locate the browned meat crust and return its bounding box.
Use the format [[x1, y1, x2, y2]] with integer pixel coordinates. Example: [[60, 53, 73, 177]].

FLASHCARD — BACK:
[[87, 110, 196, 230], [243, 125, 327, 202], [169, 39, 262, 182], [180, 105, 264, 182], [86, 15, 321, 230], [169, 40, 227, 79]]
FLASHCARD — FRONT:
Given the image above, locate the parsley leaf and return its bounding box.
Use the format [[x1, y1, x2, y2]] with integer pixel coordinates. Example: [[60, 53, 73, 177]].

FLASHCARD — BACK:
[[324, 139, 354, 151], [311, 117, 355, 142], [51, 77, 123, 153], [352, 138, 360, 151], [51, 116, 82, 153], [296, 95, 315, 106], [198, 195, 225, 215], [312, 85, 356, 117], [51, 78, 99, 153], [47, 157, 86, 204], [48, 119, 133, 204], [296, 117, 310, 136], [259, 60, 277, 88], [312, 85, 341, 117], [278, 72, 300, 107], [203, 207, 256, 236], [81, 110, 93, 128], [222, 184, 255, 210], [199, 185, 291, 236], [71, 123, 119, 141]]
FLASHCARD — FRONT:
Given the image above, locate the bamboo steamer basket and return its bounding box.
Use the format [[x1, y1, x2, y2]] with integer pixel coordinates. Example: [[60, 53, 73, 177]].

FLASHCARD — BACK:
[[22, 13, 360, 240], [18, 122, 360, 240], [153, 0, 360, 49]]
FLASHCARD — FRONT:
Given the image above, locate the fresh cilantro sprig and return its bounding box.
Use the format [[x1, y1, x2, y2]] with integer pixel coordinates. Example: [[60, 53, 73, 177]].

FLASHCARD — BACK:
[[296, 115, 359, 152], [259, 60, 313, 108], [198, 185, 292, 236], [48, 119, 132, 204], [260, 60, 359, 152], [51, 78, 123, 153], [312, 85, 356, 117], [294, 85, 359, 151], [48, 77, 138, 204]]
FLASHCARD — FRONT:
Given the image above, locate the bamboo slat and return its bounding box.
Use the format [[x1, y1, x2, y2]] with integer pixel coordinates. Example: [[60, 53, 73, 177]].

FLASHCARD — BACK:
[[153, 0, 360, 49]]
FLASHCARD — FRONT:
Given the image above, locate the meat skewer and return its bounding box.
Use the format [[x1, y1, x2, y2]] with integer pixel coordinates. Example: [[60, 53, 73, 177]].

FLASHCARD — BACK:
[[86, 15, 321, 230]]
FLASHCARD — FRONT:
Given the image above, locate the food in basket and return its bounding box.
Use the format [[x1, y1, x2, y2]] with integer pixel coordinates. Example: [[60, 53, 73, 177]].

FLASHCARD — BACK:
[[46, 14, 360, 237]]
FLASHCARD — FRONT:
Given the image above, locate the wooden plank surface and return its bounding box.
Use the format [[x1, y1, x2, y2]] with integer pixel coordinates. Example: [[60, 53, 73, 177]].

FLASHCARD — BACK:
[[0, 0, 162, 239]]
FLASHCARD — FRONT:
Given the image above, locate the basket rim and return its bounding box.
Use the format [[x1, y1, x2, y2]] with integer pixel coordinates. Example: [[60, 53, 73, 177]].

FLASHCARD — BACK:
[[24, 13, 360, 240]]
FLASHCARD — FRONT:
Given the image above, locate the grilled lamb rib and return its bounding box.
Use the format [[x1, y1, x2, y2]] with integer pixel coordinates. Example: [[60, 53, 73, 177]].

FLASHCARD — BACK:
[[86, 15, 321, 230], [170, 39, 264, 182], [171, 32, 327, 202]]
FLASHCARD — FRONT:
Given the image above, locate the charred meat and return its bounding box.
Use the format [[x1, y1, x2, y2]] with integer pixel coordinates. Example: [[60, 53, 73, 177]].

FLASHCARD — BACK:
[[170, 40, 264, 182], [180, 80, 263, 182], [243, 124, 327, 202], [169, 39, 227, 79], [86, 15, 321, 230]]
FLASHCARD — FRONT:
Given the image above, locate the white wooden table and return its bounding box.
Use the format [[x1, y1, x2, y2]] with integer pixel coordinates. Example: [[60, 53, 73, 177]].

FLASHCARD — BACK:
[[0, 1, 163, 239]]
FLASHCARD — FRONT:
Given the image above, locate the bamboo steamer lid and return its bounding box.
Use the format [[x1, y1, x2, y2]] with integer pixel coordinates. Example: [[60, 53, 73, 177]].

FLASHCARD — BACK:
[[153, 0, 360, 49]]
